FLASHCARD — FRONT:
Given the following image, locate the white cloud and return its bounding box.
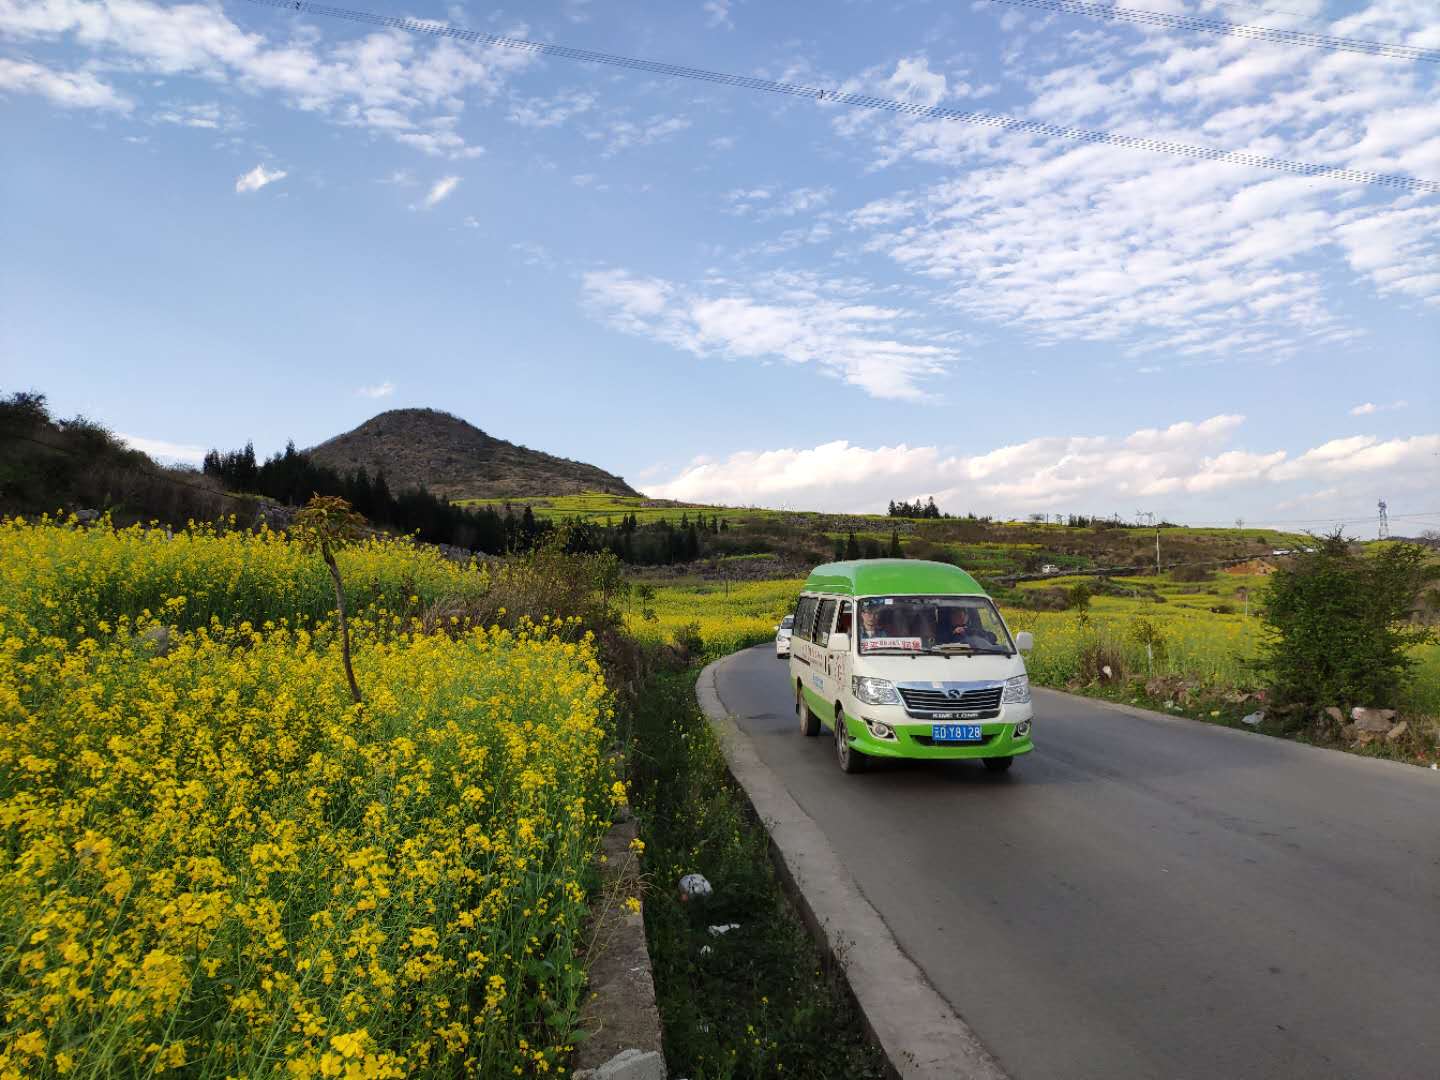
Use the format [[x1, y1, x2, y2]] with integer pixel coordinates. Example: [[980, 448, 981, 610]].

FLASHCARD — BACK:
[[357, 380, 395, 399], [726, 185, 833, 220], [119, 433, 207, 465], [153, 101, 232, 129], [0, 56, 130, 110], [582, 268, 957, 400], [1349, 399, 1408, 416], [886, 56, 948, 108], [1270, 433, 1440, 481], [586, 114, 690, 156], [828, 7, 1440, 355], [235, 163, 286, 193], [703, 0, 733, 29], [418, 174, 460, 208], [512, 241, 555, 267], [0, 0, 535, 157], [507, 89, 594, 128], [642, 416, 1440, 518]]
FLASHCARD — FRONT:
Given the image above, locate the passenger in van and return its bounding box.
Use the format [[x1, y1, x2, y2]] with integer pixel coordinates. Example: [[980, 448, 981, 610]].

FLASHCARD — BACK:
[[835, 602, 853, 637]]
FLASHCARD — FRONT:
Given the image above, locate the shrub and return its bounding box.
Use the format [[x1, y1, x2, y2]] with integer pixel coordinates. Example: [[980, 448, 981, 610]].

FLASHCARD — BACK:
[[1259, 532, 1437, 713], [1128, 616, 1169, 670], [672, 620, 704, 660], [1077, 634, 1127, 684], [1066, 583, 1093, 611]]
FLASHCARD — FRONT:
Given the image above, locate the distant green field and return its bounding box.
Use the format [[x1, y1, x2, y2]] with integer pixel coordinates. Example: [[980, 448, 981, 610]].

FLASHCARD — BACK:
[[639, 564, 1440, 716], [456, 492, 761, 525]]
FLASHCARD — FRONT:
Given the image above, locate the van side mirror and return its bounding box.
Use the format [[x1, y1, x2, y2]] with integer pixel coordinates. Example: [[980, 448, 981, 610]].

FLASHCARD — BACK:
[[1014, 631, 1033, 653], [828, 633, 851, 654]]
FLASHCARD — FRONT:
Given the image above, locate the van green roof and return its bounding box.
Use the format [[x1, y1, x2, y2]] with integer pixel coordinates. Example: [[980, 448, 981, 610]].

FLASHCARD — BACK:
[[802, 559, 986, 598]]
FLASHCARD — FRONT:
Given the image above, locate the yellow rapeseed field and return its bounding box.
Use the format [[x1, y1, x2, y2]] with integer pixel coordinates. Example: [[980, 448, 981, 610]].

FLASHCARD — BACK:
[[0, 515, 492, 642], [625, 579, 800, 660], [0, 519, 620, 1078]]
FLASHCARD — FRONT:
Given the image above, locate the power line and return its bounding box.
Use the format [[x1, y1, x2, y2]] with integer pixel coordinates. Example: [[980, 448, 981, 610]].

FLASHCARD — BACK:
[[239, 0, 1440, 195], [984, 0, 1440, 63]]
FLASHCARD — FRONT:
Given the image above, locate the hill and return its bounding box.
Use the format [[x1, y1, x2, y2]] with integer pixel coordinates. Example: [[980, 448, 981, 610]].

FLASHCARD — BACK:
[[0, 391, 238, 527], [307, 408, 639, 500]]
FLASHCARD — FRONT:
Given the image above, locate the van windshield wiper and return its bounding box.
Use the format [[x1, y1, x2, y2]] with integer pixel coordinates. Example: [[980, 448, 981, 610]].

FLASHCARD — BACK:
[[928, 643, 1012, 655]]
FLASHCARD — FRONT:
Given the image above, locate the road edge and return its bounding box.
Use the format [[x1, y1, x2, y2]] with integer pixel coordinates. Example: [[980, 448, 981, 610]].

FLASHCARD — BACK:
[[696, 649, 1009, 1080], [1031, 686, 1433, 775]]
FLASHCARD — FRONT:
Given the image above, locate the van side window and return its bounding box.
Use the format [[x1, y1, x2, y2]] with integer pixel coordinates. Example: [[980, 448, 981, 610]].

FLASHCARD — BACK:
[[813, 599, 837, 647], [794, 596, 818, 641], [835, 601, 853, 637]]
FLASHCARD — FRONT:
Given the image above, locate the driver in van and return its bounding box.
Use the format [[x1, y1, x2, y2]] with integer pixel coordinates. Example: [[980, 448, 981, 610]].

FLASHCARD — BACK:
[[941, 606, 998, 649], [858, 604, 888, 640]]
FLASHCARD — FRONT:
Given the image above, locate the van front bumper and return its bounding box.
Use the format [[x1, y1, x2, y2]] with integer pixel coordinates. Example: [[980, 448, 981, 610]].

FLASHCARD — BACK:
[[842, 705, 1034, 760]]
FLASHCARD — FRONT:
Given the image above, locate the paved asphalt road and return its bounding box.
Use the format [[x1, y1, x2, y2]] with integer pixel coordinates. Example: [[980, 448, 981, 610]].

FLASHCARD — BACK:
[[714, 645, 1440, 1080]]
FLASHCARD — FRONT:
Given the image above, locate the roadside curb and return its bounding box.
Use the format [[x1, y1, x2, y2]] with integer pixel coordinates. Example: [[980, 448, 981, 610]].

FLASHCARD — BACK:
[[574, 816, 667, 1080], [696, 651, 1009, 1080]]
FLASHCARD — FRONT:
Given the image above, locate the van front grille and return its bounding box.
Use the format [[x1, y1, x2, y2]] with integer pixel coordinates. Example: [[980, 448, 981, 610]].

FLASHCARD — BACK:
[[897, 685, 1003, 715]]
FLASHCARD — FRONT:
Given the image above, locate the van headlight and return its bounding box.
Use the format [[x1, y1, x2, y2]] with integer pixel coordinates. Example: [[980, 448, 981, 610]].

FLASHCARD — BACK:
[[852, 676, 900, 705], [1001, 675, 1031, 704]]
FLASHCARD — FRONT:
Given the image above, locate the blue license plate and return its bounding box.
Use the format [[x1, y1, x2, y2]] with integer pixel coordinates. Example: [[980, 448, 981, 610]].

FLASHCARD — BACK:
[[932, 723, 983, 742]]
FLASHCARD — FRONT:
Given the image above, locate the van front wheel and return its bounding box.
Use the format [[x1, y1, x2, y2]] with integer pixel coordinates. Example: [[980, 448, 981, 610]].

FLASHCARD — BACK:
[[835, 711, 867, 773], [798, 687, 820, 737]]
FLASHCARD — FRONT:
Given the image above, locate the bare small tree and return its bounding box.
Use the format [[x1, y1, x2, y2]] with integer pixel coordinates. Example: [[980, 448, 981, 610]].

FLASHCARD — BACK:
[[295, 495, 368, 705]]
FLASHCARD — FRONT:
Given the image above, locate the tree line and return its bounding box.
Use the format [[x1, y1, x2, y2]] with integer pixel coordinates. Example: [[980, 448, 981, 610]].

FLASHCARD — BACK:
[[202, 441, 728, 564]]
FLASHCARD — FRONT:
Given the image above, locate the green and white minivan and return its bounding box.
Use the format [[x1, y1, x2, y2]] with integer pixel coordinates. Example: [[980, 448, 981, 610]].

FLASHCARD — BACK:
[[789, 559, 1035, 774]]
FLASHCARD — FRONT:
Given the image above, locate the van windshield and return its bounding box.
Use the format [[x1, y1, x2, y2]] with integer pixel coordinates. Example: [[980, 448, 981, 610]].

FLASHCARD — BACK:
[[857, 596, 1013, 655]]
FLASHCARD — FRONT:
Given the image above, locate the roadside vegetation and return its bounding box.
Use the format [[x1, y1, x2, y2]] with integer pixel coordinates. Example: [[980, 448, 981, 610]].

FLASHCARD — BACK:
[[621, 674, 889, 1080]]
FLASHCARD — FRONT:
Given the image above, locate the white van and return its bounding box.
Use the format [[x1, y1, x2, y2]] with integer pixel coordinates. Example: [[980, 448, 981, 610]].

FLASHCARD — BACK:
[[789, 559, 1034, 774]]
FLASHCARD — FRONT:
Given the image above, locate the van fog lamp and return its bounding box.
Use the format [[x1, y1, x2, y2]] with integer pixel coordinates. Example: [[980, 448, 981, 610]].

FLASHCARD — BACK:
[[864, 718, 896, 740], [852, 676, 900, 705], [1001, 675, 1031, 704], [1014, 719, 1032, 739]]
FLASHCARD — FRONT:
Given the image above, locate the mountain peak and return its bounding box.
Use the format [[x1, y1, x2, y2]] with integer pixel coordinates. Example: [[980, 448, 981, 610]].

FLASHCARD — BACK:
[[307, 408, 638, 500]]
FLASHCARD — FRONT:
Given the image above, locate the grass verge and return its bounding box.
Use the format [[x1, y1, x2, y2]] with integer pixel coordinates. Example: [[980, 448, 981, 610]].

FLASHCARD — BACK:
[[619, 671, 889, 1080]]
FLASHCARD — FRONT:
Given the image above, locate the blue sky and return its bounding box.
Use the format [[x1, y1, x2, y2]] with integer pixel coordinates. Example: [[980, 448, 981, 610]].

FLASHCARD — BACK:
[[2, 0, 1436, 534]]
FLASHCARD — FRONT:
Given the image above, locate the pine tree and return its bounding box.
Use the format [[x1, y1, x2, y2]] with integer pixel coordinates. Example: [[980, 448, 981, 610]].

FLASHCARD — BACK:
[[889, 529, 902, 557]]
